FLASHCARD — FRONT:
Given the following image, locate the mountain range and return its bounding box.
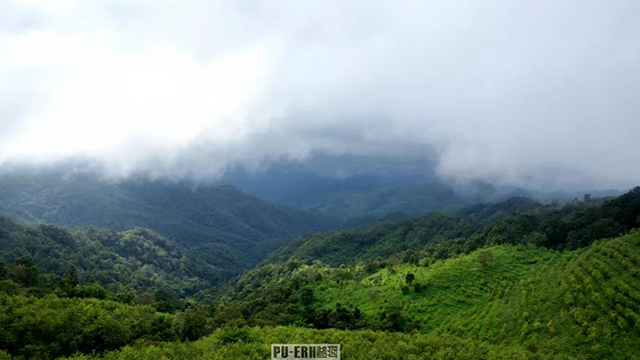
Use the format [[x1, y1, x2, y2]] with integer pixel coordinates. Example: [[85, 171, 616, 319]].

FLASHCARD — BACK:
[[0, 171, 638, 359], [0, 172, 340, 265]]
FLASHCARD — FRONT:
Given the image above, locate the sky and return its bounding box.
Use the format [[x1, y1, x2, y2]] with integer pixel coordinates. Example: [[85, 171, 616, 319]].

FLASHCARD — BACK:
[[1, 0, 639, 190]]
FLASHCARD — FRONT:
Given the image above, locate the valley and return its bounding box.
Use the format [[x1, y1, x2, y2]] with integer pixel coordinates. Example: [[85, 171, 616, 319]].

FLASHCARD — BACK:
[[0, 180, 638, 359]]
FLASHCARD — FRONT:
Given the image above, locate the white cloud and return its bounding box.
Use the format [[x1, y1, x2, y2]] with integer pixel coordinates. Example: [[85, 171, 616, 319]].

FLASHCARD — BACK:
[[1, 0, 639, 190]]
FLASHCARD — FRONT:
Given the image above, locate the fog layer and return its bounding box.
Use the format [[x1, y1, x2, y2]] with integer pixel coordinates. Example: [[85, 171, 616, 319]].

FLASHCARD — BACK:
[[1, 0, 639, 190]]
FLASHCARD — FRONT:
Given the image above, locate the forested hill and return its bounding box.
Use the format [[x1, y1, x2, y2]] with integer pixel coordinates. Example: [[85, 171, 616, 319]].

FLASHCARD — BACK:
[[264, 187, 640, 267], [454, 196, 542, 222], [0, 173, 339, 252], [0, 188, 638, 359], [200, 188, 640, 359], [206, 231, 640, 359], [0, 217, 242, 296]]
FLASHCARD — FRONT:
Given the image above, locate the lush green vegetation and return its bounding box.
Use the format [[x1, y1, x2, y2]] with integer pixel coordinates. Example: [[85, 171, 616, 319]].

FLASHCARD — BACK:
[[0, 254, 222, 359], [270, 213, 479, 266], [0, 218, 240, 296], [65, 326, 541, 360], [0, 173, 338, 265], [32, 230, 637, 360], [272, 187, 639, 266], [455, 196, 542, 222], [0, 185, 637, 359], [0, 293, 169, 359], [447, 231, 640, 358], [207, 232, 640, 359]]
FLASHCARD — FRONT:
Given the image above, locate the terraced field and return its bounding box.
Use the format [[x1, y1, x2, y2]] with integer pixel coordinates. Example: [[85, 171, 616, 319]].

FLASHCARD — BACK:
[[448, 230, 640, 358], [306, 231, 640, 358], [313, 245, 560, 333]]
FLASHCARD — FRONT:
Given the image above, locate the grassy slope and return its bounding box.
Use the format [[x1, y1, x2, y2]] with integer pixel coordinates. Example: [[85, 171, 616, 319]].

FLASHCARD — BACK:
[[448, 230, 640, 358], [307, 231, 640, 358], [313, 245, 559, 333]]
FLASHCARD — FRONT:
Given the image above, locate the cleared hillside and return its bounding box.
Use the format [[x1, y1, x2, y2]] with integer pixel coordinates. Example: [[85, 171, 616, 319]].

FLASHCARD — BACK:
[[215, 232, 640, 359], [448, 230, 640, 358]]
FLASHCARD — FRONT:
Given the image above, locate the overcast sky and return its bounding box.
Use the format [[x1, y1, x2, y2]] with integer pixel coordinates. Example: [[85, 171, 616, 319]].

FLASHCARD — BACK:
[[1, 0, 639, 190]]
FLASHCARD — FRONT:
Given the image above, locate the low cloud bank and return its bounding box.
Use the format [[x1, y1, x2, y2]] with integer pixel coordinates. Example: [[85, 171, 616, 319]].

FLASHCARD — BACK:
[[1, 0, 639, 190]]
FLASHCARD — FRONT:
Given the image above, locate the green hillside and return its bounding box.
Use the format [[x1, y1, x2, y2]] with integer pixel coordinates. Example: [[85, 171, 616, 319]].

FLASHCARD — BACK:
[[212, 232, 640, 359], [310, 245, 560, 333], [455, 196, 542, 222], [268, 187, 639, 268], [313, 232, 640, 358], [447, 231, 640, 358], [0, 262, 222, 359], [53, 231, 640, 360], [0, 173, 339, 265], [203, 189, 640, 359], [0, 217, 241, 296], [0, 187, 638, 359], [271, 213, 478, 266]]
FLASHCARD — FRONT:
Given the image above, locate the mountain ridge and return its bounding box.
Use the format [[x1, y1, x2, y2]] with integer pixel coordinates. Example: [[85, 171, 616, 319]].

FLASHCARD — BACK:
[[0, 173, 340, 265]]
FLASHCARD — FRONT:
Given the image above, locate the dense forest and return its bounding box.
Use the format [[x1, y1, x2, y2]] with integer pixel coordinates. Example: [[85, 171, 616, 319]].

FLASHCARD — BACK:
[[267, 190, 635, 266], [0, 219, 242, 296], [0, 185, 638, 359], [0, 173, 338, 263]]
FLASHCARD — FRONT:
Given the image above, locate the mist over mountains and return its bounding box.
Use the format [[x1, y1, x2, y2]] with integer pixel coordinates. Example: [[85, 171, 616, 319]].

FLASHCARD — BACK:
[[1, 1, 640, 359], [219, 154, 626, 220], [0, 172, 338, 263], [0, 166, 624, 228], [2, 1, 640, 190]]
